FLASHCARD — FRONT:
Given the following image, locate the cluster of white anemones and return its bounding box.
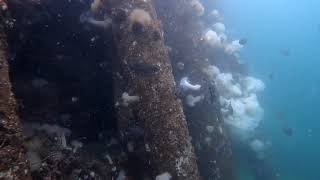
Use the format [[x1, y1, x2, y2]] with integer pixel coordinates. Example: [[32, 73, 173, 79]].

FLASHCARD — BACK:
[[182, 2, 266, 143], [200, 8, 244, 55], [192, 5, 266, 142], [203, 27, 244, 55], [179, 77, 204, 107], [207, 65, 265, 140]]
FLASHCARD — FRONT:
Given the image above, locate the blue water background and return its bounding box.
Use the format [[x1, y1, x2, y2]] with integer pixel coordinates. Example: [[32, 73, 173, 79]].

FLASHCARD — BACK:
[[214, 0, 320, 179]]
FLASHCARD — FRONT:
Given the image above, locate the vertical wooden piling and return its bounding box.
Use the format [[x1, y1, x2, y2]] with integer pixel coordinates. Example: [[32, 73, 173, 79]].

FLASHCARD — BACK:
[[0, 7, 31, 180], [155, 0, 234, 179], [110, 0, 201, 179]]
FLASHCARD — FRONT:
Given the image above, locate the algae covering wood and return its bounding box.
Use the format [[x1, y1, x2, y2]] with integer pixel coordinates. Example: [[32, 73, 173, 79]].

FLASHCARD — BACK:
[[110, 0, 200, 179], [154, 0, 234, 179], [0, 10, 31, 180]]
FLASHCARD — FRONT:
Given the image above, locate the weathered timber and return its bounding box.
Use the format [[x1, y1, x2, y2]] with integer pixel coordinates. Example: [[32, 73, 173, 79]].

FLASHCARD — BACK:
[[110, 0, 201, 179], [155, 0, 234, 179], [0, 7, 31, 180]]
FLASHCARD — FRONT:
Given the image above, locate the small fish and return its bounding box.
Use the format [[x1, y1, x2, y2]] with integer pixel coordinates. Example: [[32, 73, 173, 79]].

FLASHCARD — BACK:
[[239, 38, 247, 45], [282, 126, 293, 136], [275, 111, 285, 121], [129, 63, 160, 75], [227, 102, 233, 114], [268, 72, 274, 80], [208, 84, 216, 104], [280, 48, 290, 57]]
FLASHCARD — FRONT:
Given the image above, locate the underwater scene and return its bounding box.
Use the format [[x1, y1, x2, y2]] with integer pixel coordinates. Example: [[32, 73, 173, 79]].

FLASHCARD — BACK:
[[216, 0, 320, 179], [0, 0, 318, 179]]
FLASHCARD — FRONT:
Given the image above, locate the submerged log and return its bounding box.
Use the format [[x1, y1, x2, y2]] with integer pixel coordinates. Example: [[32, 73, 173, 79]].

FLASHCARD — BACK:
[[155, 0, 234, 179], [0, 8, 31, 180], [110, 0, 200, 179]]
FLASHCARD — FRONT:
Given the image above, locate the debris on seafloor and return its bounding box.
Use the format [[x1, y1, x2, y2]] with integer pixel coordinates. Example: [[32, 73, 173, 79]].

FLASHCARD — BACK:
[[22, 122, 125, 179]]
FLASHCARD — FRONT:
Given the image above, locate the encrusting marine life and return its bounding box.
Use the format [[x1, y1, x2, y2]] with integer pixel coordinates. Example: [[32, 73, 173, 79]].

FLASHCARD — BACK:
[[1, 0, 316, 179]]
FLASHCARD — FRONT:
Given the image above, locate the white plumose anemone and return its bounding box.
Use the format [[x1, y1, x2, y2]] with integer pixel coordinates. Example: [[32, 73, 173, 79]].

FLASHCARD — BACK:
[[207, 66, 265, 140], [210, 9, 220, 19], [216, 73, 242, 97], [225, 95, 264, 132], [186, 95, 204, 107], [156, 172, 172, 180], [225, 40, 244, 55], [242, 76, 265, 94], [212, 22, 226, 34], [180, 77, 201, 91], [203, 30, 222, 47]]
